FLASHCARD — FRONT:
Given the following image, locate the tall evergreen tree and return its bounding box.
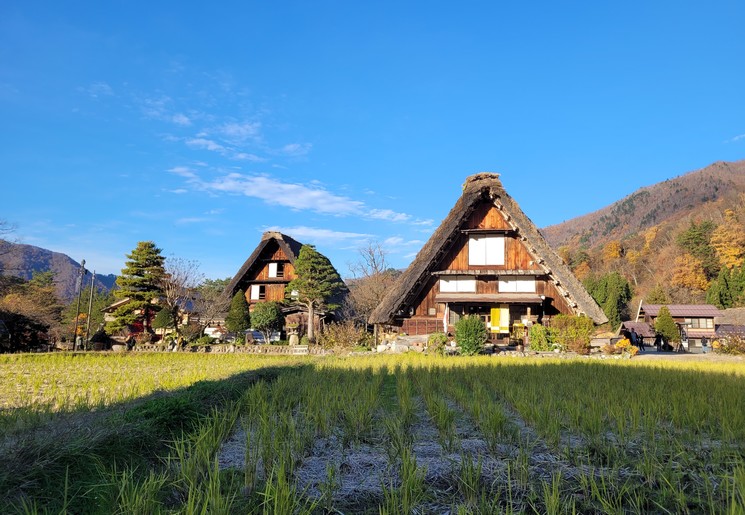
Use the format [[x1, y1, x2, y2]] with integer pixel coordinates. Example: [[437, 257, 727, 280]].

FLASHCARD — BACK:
[[107, 241, 166, 334], [654, 306, 680, 344], [583, 272, 632, 329], [286, 245, 345, 343], [676, 220, 719, 280], [225, 290, 251, 338], [706, 268, 733, 309]]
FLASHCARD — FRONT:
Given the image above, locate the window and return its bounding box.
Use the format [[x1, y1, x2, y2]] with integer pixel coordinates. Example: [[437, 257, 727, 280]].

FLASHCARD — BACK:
[[439, 276, 476, 293], [250, 285, 266, 300], [468, 235, 505, 265], [268, 262, 284, 278], [684, 317, 713, 329], [499, 276, 536, 293]]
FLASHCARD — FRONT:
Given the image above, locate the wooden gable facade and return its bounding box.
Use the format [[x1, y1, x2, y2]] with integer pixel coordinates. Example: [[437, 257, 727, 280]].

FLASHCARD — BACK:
[[369, 173, 607, 337], [225, 231, 303, 309]]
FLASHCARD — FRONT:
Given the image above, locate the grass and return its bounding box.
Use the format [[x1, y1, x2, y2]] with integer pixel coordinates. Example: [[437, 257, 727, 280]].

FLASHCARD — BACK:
[[2, 351, 744, 513]]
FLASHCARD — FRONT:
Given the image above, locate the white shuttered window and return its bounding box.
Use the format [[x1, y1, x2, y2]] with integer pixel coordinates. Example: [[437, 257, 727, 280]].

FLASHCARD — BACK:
[[499, 276, 536, 293], [469, 235, 505, 265], [439, 276, 476, 293]]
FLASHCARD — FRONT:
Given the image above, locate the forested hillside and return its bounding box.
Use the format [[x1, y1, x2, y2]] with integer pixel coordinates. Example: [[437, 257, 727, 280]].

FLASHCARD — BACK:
[[0, 241, 116, 302], [541, 159, 745, 326]]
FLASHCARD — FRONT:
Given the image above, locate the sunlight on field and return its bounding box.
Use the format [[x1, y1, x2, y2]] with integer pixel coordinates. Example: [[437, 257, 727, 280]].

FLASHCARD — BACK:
[[2, 352, 744, 513]]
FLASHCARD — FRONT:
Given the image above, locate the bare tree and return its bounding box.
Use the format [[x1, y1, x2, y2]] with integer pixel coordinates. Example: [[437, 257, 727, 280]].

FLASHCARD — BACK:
[[0, 219, 17, 257], [160, 257, 204, 338], [192, 278, 232, 334], [347, 240, 399, 324]]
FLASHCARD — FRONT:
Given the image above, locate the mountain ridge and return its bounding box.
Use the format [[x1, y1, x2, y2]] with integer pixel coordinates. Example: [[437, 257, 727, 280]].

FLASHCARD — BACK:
[[0, 241, 117, 302], [541, 159, 745, 249]]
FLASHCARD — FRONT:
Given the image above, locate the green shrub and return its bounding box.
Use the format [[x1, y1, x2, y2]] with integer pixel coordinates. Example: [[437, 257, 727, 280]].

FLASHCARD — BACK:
[[193, 335, 214, 346], [455, 316, 487, 356], [427, 332, 449, 355], [551, 314, 594, 354], [528, 324, 552, 351]]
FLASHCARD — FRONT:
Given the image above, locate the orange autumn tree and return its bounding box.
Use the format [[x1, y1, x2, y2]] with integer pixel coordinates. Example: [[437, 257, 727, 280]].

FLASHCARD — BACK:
[[710, 210, 745, 270], [671, 253, 710, 291]]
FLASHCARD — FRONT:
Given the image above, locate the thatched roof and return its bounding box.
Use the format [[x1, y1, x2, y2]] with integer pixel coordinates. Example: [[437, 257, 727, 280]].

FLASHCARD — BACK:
[[369, 173, 608, 325], [225, 231, 304, 296]]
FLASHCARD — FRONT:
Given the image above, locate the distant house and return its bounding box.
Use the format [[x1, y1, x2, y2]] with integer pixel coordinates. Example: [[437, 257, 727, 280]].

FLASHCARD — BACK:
[[716, 307, 745, 342], [369, 173, 607, 338], [636, 304, 722, 352], [225, 231, 348, 337]]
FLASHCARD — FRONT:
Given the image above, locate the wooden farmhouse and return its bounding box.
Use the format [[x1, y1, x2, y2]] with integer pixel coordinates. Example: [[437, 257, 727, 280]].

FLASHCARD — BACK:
[[225, 231, 348, 337], [636, 303, 722, 352], [369, 173, 608, 338]]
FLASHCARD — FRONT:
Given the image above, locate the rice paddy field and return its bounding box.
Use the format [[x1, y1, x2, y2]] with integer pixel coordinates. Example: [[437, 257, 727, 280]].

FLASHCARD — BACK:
[[1, 352, 744, 514]]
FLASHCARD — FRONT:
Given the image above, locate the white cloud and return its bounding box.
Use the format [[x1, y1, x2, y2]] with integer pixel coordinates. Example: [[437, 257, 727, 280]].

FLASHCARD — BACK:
[[167, 166, 199, 180], [204, 174, 365, 215], [281, 143, 312, 157], [233, 152, 265, 162], [169, 189, 188, 194], [369, 209, 411, 222], [172, 113, 192, 126], [219, 121, 261, 143], [84, 82, 114, 98], [726, 133, 745, 143], [265, 225, 371, 243], [384, 236, 404, 246], [186, 138, 225, 152]]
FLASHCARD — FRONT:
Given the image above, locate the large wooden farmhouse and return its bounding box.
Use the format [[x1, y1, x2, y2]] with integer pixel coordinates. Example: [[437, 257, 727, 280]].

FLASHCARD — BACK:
[[225, 231, 348, 336], [369, 173, 607, 337]]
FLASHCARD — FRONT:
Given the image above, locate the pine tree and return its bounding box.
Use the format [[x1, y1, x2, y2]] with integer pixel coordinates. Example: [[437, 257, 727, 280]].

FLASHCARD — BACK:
[[286, 245, 345, 343], [583, 272, 632, 329], [706, 268, 733, 309], [107, 241, 165, 334], [654, 306, 680, 344], [225, 290, 250, 338]]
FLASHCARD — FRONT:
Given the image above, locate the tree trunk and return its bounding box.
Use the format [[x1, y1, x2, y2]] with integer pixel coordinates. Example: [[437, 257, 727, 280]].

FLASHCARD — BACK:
[[307, 302, 315, 343]]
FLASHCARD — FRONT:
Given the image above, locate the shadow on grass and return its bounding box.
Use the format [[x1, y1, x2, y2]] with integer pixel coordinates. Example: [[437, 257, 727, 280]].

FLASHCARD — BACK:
[[0, 361, 310, 514]]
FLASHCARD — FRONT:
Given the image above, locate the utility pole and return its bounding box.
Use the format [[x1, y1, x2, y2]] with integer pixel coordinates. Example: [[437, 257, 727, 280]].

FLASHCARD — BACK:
[[85, 270, 96, 346], [72, 259, 86, 351]]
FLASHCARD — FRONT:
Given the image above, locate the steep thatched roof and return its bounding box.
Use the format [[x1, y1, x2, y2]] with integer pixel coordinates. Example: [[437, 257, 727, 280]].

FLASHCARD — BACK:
[[369, 173, 608, 325], [225, 231, 304, 296]]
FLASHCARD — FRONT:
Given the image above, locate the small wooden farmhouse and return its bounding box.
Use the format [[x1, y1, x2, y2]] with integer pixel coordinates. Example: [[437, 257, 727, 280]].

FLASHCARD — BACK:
[[636, 303, 722, 352], [225, 231, 348, 337], [369, 173, 608, 338]]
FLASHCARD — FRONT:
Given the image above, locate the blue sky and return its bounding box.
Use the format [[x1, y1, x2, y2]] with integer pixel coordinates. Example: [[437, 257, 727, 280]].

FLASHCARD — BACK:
[[2, 1, 744, 280]]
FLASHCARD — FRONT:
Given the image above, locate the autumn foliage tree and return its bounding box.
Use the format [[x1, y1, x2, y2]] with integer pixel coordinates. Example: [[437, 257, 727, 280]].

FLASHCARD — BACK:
[[671, 253, 710, 292], [711, 210, 745, 270]]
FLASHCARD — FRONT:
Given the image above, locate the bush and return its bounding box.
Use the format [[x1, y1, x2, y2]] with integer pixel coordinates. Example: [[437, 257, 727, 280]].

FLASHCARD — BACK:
[[528, 324, 552, 351], [318, 320, 372, 350], [455, 315, 488, 356], [193, 335, 214, 346], [715, 334, 745, 355], [427, 332, 449, 355], [551, 314, 594, 354]]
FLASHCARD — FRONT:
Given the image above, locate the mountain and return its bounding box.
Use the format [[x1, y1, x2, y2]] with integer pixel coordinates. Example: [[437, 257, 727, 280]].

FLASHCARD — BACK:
[[0, 241, 117, 302], [541, 160, 745, 249]]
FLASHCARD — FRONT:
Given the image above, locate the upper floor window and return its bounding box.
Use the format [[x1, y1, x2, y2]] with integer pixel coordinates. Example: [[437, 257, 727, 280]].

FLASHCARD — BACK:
[[468, 235, 505, 266], [440, 276, 476, 293], [268, 262, 285, 278], [684, 317, 713, 329], [499, 276, 536, 293]]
